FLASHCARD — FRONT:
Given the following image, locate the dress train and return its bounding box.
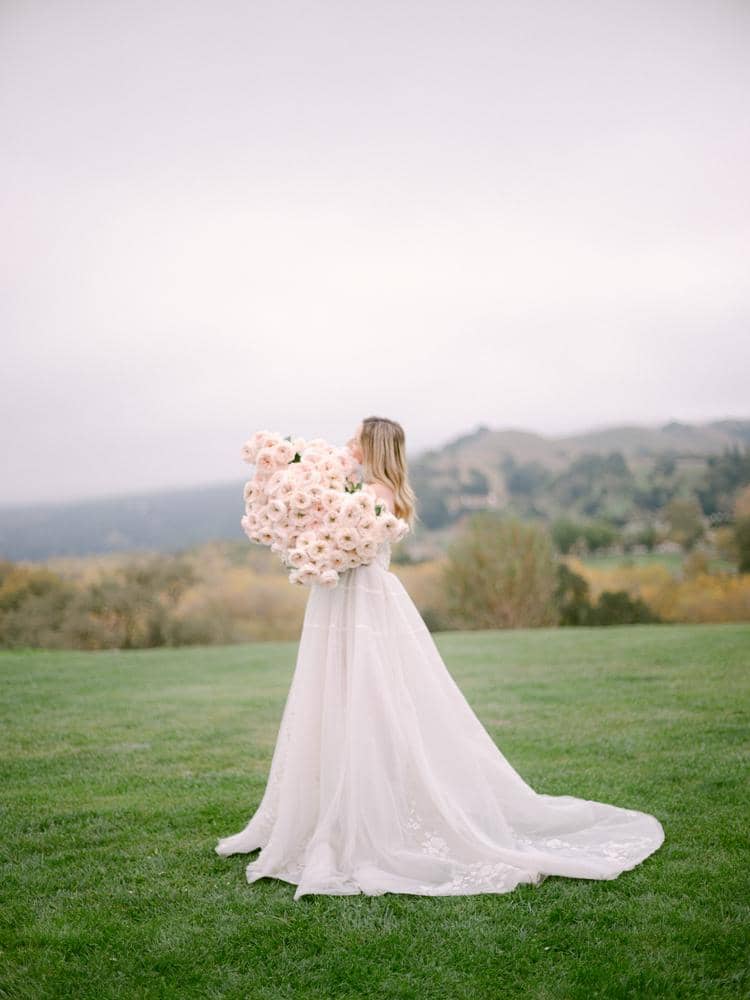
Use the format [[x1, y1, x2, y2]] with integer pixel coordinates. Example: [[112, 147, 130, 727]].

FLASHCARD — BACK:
[[215, 539, 664, 899]]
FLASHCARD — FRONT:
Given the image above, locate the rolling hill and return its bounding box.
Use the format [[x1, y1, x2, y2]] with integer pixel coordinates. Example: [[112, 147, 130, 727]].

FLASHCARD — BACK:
[[1, 417, 748, 562]]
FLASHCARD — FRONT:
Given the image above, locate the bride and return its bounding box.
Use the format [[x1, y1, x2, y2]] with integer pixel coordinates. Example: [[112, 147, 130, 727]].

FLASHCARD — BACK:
[[215, 416, 665, 899]]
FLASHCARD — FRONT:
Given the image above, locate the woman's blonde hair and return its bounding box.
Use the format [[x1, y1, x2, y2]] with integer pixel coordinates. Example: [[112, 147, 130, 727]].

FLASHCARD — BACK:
[[359, 416, 419, 530]]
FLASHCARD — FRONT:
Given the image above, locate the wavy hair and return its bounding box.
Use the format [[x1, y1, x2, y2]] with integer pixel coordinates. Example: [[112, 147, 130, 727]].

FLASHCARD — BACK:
[[359, 416, 419, 531]]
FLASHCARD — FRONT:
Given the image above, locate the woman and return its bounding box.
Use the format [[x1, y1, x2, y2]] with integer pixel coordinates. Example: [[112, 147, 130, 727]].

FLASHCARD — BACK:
[[215, 416, 664, 899]]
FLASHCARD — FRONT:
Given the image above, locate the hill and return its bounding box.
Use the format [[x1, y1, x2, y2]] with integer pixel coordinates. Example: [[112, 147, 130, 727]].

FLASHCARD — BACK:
[[1, 417, 748, 561]]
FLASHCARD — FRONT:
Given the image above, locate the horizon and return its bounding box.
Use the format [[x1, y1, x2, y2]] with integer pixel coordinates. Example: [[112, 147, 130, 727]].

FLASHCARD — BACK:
[[2, 412, 747, 511]]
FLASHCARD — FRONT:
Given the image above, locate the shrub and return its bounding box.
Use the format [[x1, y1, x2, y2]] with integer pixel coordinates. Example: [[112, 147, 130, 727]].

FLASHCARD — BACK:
[[585, 590, 662, 626], [441, 512, 559, 629], [554, 563, 592, 626], [553, 561, 661, 626]]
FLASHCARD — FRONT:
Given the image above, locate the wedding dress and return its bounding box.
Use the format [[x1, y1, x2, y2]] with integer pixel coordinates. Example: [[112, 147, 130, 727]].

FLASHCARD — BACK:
[[215, 537, 664, 899]]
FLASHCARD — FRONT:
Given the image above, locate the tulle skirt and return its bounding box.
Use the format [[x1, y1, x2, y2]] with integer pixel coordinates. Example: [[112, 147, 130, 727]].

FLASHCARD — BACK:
[[215, 543, 665, 899]]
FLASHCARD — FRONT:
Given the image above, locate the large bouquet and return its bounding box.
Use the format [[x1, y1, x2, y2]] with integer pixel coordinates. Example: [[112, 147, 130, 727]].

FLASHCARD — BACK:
[[239, 430, 410, 587]]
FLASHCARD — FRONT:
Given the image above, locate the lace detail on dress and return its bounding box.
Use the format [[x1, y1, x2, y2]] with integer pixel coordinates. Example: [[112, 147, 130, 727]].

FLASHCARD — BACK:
[[514, 832, 660, 864], [440, 860, 540, 894], [402, 792, 542, 894], [404, 796, 452, 860]]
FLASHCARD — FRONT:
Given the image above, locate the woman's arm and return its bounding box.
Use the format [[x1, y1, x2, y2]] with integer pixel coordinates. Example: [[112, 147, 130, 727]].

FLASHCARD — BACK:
[[364, 480, 395, 513]]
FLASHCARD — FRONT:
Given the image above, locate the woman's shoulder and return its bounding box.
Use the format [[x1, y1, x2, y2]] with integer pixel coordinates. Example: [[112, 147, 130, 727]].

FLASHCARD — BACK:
[[363, 480, 395, 511]]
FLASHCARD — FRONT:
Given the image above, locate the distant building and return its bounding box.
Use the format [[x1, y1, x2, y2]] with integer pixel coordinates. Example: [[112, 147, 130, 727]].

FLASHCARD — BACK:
[[655, 540, 682, 554], [445, 493, 499, 512]]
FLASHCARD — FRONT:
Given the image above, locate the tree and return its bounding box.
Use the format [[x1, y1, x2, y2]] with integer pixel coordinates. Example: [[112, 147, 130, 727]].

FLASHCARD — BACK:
[[581, 520, 619, 552], [505, 461, 550, 497], [441, 512, 559, 629], [551, 451, 634, 513], [586, 591, 661, 625], [551, 517, 583, 554], [635, 522, 658, 551], [654, 452, 677, 477], [553, 563, 591, 625], [0, 562, 76, 648], [696, 445, 750, 516], [663, 496, 705, 550], [85, 554, 197, 648], [733, 484, 750, 573], [461, 467, 491, 495], [552, 562, 660, 626]]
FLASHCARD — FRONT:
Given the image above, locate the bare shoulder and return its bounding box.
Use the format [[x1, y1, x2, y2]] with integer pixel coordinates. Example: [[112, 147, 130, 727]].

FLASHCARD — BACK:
[[364, 480, 395, 511]]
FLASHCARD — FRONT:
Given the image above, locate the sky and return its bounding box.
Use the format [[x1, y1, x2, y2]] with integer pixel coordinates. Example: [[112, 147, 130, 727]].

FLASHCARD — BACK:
[[1, 0, 748, 506]]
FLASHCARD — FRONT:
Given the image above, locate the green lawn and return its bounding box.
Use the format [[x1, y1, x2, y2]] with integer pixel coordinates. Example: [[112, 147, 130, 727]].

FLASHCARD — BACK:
[[2, 623, 748, 1000], [578, 551, 735, 574]]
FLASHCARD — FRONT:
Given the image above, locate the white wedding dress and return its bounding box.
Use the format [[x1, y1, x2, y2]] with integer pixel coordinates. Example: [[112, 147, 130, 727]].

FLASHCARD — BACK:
[[215, 538, 665, 899]]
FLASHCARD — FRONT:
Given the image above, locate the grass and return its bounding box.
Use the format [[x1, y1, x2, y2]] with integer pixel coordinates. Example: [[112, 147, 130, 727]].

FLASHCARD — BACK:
[[1, 622, 748, 1000], [578, 551, 736, 575]]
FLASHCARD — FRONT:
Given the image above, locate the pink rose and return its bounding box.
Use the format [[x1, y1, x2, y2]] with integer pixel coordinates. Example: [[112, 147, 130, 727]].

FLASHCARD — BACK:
[[336, 525, 362, 551], [317, 569, 339, 588]]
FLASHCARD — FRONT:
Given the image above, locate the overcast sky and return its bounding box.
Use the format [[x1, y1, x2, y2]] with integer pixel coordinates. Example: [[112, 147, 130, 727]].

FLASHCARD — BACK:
[[1, 0, 748, 506]]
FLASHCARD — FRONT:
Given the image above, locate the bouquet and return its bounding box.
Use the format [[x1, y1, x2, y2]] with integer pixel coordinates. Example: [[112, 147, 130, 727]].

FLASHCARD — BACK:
[[239, 430, 410, 587]]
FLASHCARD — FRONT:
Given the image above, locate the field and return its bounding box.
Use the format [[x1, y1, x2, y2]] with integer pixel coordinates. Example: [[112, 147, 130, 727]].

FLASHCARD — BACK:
[[2, 623, 748, 999], [578, 551, 736, 575]]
